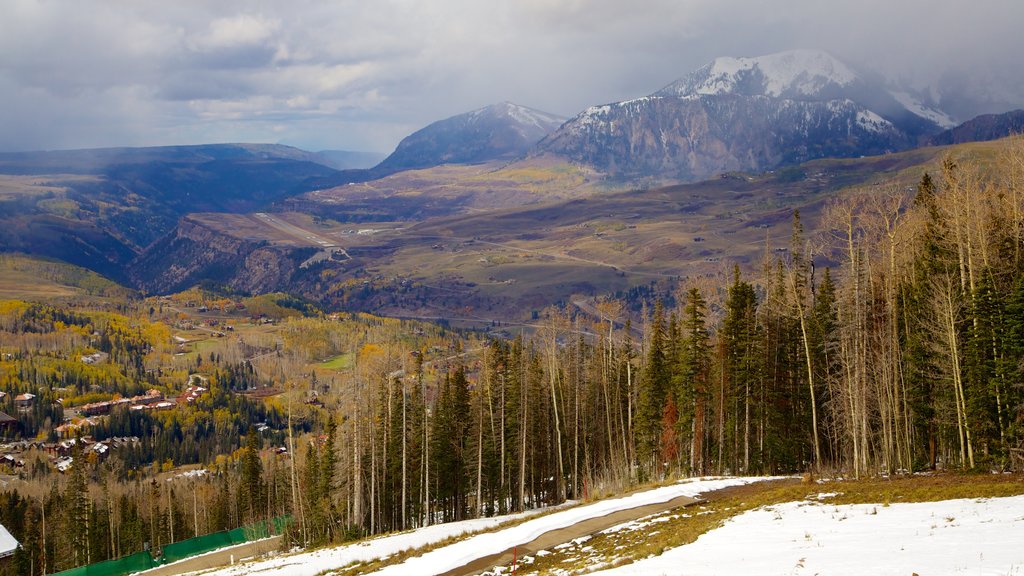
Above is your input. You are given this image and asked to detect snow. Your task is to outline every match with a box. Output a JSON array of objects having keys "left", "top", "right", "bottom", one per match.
[
  {"left": 856, "top": 109, "right": 893, "bottom": 133},
  {"left": 366, "top": 477, "right": 777, "bottom": 576},
  {"left": 0, "top": 522, "right": 18, "bottom": 558},
  {"left": 470, "top": 102, "right": 564, "bottom": 132},
  {"left": 663, "top": 49, "right": 858, "bottom": 98},
  {"left": 189, "top": 507, "right": 551, "bottom": 576},
  {"left": 891, "top": 91, "right": 958, "bottom": 128},
  {"left": 201, "top": 477, "right": 777, "bottom": 575},
  {"left": 591, "top": 494, "right": 1024, "bottom": 576}
]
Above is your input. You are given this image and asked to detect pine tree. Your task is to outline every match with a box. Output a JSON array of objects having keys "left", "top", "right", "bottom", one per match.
[
  {"left": 636, "top": 301, "right": 669, "bottom": 476},
  {"left": 675, "top": 288, "right": 711, "bottom": 474},
  {"left": 721, "top": 268, "right": 761, "bottom": 473},
  {"left": 237, "top": 429, "right": 266, "bottom": 524}
]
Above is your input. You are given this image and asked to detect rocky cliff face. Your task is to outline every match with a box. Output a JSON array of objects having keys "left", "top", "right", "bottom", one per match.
[
  {"left": 128, "top": 216, "right": 314, "bottom": 295},
  {"left": 536, "top": 50, "right": 949, "bottom": 181},
  {"left": 538, "top": 94, "right": 908, "bottom": 181}
]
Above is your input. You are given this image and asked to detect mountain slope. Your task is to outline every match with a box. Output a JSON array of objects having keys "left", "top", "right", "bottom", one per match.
[
  {"left": 0, "top": 144, "right": 339, "bottom": 279},
  {"left": 537, "top": 49, "right": 951, "bottom": 181},
  {"left": 927, "top": 109, "right": 1024, "bottom": 145},
  {"left": 374, "top": 102, "right": 565, "bottom": 173}
]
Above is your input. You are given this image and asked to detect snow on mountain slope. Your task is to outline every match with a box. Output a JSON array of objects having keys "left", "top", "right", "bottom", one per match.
[
  {"left": 658, "top": 49, "right": 859, "bottom": 99},
  {"left": 476, "top": 101, "right": 566, "bottom": 135},
  {"left": 891, "top": 91, "right": 958, "bottom": 128}
]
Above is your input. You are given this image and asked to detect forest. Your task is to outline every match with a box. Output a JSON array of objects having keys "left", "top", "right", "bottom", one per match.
[{"left": 2, "top": 140, "right": 1024, "bottom": 575}]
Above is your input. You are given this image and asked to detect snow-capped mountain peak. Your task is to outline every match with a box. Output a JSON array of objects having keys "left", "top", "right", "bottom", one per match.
[
  {"left": 658, "top": 49, "right": 860, "bottom": 99},
  {"left": 473, "top": 102, "right": 566, "bottom": 133}
]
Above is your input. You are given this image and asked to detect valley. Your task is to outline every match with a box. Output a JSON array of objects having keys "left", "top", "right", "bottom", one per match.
[{"left": 2, "top": 34, "right": 1024, "bottom": 576}]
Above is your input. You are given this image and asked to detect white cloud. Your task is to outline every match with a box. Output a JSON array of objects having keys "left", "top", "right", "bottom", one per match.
[{"left": 190, "top": 14, "right": 281, "bottom": 52}]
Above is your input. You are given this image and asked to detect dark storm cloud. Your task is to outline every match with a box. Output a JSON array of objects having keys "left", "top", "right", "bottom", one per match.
[{"left": 1, "top": 0, "right": 1022, "bottom": 153}]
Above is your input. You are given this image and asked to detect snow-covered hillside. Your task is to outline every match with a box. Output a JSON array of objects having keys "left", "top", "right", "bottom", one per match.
[{"left": 590, "top": 494, "right": 1024, "bottom": 575}]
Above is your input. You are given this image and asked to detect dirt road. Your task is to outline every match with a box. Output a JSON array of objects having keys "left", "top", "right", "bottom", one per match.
[{"left": 436, "top": 494, "right": 700, "bottom": 576}]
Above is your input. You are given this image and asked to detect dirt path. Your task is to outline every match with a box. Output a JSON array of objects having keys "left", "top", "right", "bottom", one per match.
[
  {"left": 437, "top": 493, "right": 700, "bottom": 576},
  {"left": 137, "top": 535, "right": 282, "bottom": 576}
]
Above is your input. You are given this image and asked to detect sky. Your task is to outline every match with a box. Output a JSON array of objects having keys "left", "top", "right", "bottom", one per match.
[{"left": 2, "top": 0, "right": 1022, "bottom": 154}]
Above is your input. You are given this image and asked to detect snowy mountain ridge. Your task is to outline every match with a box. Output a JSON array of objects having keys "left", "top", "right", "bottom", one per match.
[
  {"left": 535, "top": 49, "right": 962, "bottom": 181},
  {"left": 656, "top": 49, "right": 956, "bottom": 129},
  {"left": 658, "top": 49, "right": 859, "bottom": 99}
]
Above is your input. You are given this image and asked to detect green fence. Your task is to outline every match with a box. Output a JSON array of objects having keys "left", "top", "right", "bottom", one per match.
[
  {"left": 49, "top": 551, "right": 157, "bottom": 576},
  {"left": 159, "top": 529, "right": 242, "bottom": 565},
  {"left": 50, "top": 515, "right": 292, "bottom": 576}
]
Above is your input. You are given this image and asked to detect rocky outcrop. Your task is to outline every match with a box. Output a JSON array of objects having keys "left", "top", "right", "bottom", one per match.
[{"left": 128, "top": 216, "right": 314, "bottom": 295}]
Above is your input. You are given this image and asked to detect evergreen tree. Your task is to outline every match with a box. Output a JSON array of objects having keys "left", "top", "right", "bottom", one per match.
[{"left": 636, "top": 301, "right": 669, "bottom": 475}]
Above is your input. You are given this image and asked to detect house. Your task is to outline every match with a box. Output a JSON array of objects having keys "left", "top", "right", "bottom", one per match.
[
  {"left": 0, "top": 522, "right": 19, "bottom": 560},
  {"left": 13, "top": 393, "right": 34, "bottom": 411},
  {"left": 0, "top": 454, "right": 24, "bottom": 469},
  {"left": 0, "top": 411, "right": 16, "bottom": 436}
]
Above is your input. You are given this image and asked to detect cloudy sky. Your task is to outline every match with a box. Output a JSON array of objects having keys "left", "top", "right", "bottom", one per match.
[{"left": 1, "top": 0, "right": 1022, "bottom": 154}]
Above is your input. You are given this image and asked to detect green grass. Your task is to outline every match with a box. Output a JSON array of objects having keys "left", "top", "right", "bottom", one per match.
[{"left": 320, "top": 353, "right": 354, "bottom": 370}]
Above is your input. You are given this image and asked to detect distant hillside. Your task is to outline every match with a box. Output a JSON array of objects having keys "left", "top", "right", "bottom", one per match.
[
  {"left": 926, "top": 110, "right": 1024, "bottom": 145},
  {"left": 313, "top": 149, "right": 387, "bottom": 170},
  {"left": 0, "top": 143, "right": 339, "bottom": 279},
  {"left": 374, "top": 102, "right": 565, "bottom": 173}
]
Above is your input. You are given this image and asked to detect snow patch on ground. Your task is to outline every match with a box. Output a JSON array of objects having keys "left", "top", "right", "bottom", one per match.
[
  {"left": 188, "top": 510, "right": 545, "bottom": 576},
  {"left": 190, "top": 477, "right": 783, "bottom": 576},
  {"left": 365, "top": 477, "right": 779, "bottom": 575},
  {"left": 591, "top": 495, "right": 1024, "bottom": 575}
]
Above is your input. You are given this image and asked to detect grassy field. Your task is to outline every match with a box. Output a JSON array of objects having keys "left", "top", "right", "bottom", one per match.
[{"left": 319, "top": 352, "right": 353, "bottom": 371}]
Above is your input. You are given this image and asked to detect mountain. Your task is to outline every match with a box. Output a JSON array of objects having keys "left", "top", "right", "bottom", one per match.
[
  {"left": 926, "top": 110, "right": 1024, "bottom": 146},
  {"left": 313, "top": 149, "right": 387, "bottom": 170},
  {"left": 536, "top": 49, "right": 955, "bottom": 181},
  {"left": 0, "top": 143, "right": 339, "bottom": 280},
  {"left": 374, "top": 102, "right": 565, "bottom": 173}
]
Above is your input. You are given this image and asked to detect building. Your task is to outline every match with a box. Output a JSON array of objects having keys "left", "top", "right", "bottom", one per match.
[
  {"left": 0, "top": 411, "right": 16, "bottom": 436},
  {"left": 0, "top": 522, "right": 18, "bottom": 560},
  {"left": 14, "top": 393, "right": 35, "bottom": 411}
]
